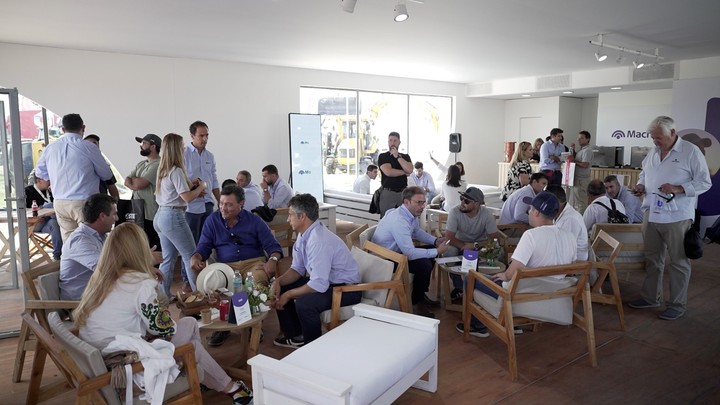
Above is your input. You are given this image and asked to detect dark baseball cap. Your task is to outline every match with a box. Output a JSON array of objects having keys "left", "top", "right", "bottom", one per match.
[
  {"left": 135, "top": 133, "right": 162, "bottom": 150},
  {"left": 522, "top": 191, "right": 560, "bottom": 218},
  {"left": 84, "top": 134, "right": 100, "bottom": 143},
  {"left": 459, "top": 187, "right": 485, "bottom": 204}
]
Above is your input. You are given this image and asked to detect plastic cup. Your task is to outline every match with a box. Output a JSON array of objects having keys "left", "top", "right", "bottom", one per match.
[
  {"left": 219, "top": 300, "right": 230, "bottom": 321},
  {"left": 200, "top": 308, "right": 212, "bottom": 324}
]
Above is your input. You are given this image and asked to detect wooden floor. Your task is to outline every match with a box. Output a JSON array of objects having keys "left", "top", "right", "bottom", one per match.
[{"left": 2, "top": 221, "right": 720, "bottom": 404}]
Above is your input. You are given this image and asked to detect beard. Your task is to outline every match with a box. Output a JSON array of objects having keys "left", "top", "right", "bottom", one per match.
[{"left": 140, "top": 149, "right": 151, "bottom": 157}]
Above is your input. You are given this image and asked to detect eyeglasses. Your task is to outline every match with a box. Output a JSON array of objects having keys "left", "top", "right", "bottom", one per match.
[
  {"left": 229, "top": 232, "right": 243, "bottom": 246},
  {"left": 652, "top": 192, "right": 675, "bottom": 203},
  {"left": 461, "top": 198, "right": 475, "bottom": 204},
  {"left": 411, "top": 200, "right": 426, "bottom": 206}
]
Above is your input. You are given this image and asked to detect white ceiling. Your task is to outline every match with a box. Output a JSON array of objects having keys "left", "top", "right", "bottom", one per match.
[{"left": 2, "top": 0, "right": 719, "bottom": 86}]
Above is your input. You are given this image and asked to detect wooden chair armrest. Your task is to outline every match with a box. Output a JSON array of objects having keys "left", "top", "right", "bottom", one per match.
[
  {"left": 25, "top": 299, "right": 79, "bottom": 310},
  {"left": 329, "top": 280, "right": 405, "bottom": 328},
  {"left": 466, "top": 270, "right": 508, "bottom": 300}
]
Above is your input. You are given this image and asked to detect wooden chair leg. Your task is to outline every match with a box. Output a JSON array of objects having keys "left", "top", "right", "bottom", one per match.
[
  {"left": 13, "top": 316, "right": 32, "bottom": 382},
  {"left": 608, "top": 269, "right": 626, "bottom": 331},
  {"left": 25, "top": 337, "right": 48, "bottom": 405},
  {"left": 582, "top": 284, "right": 598, "bottom": 367}
]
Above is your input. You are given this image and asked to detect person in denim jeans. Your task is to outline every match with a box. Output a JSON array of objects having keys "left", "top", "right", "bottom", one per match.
[{"left": 154, "top": 133, "right": 207, "bottom": 296}]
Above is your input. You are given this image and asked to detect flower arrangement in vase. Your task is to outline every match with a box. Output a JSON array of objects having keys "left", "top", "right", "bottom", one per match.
[
  {"left": 478, "top": 238, "right": 500, "bottom": 266},
  {"left": 247, "top": 280, "right": 275, "bottom": 315}
]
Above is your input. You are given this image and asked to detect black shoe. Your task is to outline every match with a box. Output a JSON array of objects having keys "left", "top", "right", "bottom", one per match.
[
  {"left": 208, "top": 331, "right": 231, "bottom": 347},
  {"left": 423, "top": 294, "right": 441, "bottom": 308},
  {"left": 450, "top": 288, "right": 463, "bottom": 301},
  {"left": 273, "top": 336, "right": 305, "bottom": 349},
  {"left": 455, "top": 322, "right": 489, "bottom": 338},
  {"left": 413, "top": 304, "right": 435, "bottom": 318}
]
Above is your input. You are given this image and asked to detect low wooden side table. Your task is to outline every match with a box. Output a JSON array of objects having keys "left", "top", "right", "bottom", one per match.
[
  {"left": 436, "top": 259, "right": 506, "bottom": 312},
  {"left": 199, "top": 311, "right": 268, "bottom": 381}
]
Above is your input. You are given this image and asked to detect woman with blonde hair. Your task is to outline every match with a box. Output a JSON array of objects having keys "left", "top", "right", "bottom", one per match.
[
  {"left": 531, "top": 137, "right": 544, "bottom": 162},
  {"left": 75, "top": 223, "right": 252, "bottom": 404},
  {"left": 154, "top": 133, "right": 206, "bottom": 296},
  {"left": 502, "top": 141, "right": 534, "bottom": 201}
]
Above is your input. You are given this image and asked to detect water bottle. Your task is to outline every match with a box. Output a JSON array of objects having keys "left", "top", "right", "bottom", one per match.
[
  {"left": 232, "top": 270, "right": 243, "bottom": 293},
  {"left": 31, "top": 200, "right": 39, "bottom": 217},
  {"left": 245, "top": 272, "right": 255, "bottom": 292}
]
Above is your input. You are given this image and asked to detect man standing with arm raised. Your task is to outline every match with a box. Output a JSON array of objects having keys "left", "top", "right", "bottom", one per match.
[{"left": 377, "top": 132, "right": 413, "bottom": 217}]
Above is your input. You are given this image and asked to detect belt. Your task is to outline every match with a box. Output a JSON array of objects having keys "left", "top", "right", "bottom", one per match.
[
  {"left": 162, "top": 206, "right": 186, "bottom": 210},
  {"left": 382, "top": 187, "right": 404, "bottom": 192}
]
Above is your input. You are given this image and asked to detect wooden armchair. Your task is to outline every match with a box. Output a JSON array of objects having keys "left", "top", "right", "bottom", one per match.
[
  {"left": 321, "top": 245, "right": 409, "bottom": 330},
  {"left": 463, "top": 261, "right": 596, "bottom": 381},
  {"left": 364, "top": 241, "right": 413, "bottom": 312},
  {"left": 590, "top": 230, "right": 625, "bottom": 330},
  {"left": 590, "top": 223, "right": 645, "bottom": 275},
  {"left": 26, "top": 311, "right": 203, "bottom": 405},
  {"left": 14, "top": 261, "right": 79, "bottom": 383},
  {"left": 265, "top": 208, "right": 296, "bottom": 256},
  {"left": 345, "top": 223, "right": 369, "bottom": 249},
  {"left": 496, "top": 223, "right": 529, "bottom": 264}
]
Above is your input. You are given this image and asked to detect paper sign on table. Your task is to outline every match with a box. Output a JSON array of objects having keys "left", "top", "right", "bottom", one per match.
[
  {"left": 228, "top": 291, "right": 252, "bottom": 325},
  {"left": 461, "top": 249, "right": 479, "bottom": 273}
]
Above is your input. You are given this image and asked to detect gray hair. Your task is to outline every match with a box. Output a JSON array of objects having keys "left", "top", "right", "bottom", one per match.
[
  {"left": 288, "top": 193, "right": 319, "bottom": 221},
  {"left": 648, "top": 116, "right": 675, "bottom": 137}
]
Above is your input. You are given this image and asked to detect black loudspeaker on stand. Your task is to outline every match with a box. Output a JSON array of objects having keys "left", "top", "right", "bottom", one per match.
[{"left": 449, "top": 133, "right": 462, "bottom": 153}]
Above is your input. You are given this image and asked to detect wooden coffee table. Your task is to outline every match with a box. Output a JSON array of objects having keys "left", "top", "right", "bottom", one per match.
[
  {"left": 436, "top": 259, "right": 506, "bottom": 312},
  {"left": 199, "top": 311, "right": 268, "bottom": 381}
]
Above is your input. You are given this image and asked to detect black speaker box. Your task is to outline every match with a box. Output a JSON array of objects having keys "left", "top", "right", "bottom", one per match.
[{"left": 449, "top": 133, "right": 462, "bottom": 153}]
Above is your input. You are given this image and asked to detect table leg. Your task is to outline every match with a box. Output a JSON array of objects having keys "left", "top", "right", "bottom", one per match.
[{"left": 224, "top": 321, "right": 262, "bottom": 382}]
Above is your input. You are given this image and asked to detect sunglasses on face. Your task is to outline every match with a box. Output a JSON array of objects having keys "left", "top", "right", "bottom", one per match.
[
  {"left": 229, "top": 232, "right": 243, "bottom": 246},
  {"left": 461, "top": 198, "right": 475, "bottom": 204}
]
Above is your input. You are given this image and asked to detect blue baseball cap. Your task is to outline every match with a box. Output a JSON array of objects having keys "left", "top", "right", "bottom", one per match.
[{"left": 522, "top": 191, "right": 560, "bottom": 218}]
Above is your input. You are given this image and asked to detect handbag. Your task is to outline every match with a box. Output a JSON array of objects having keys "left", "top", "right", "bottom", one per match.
[
  {"left": 116, "top": 199, "right": 145, "bottom": 226},
  {"left": 684, "top": 210, "right": 703, "bottom": 260}
]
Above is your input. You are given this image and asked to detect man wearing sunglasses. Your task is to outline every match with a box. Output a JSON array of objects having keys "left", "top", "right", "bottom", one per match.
[
  {"left": 628, "top": 116, "right": 711, "bottom": 321},
  {"left": 372, "top": 186, "right": 450, "bottom": 318},
  {"left": 444, "top": 187, "right": 501, "bottom": 301}
]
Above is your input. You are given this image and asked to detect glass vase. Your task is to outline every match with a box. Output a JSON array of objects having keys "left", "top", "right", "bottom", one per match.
[
  {"left": 487, "top": 257, "right": 496, "bottom": 267},
  {"left": 250, "top": 304, "right": 260, "bottom": 316}
]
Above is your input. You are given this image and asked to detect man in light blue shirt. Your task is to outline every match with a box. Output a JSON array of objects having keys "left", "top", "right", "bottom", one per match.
[
  {"left": 184, "top": 120, "right": 221, "bottom": 243},
  {"left": 270, "top": 194, "right": 361, "bottom": 347},
  {"left": 236, "top": 170, "right": 264, "bottom": 211},
  {"left": 59, "top": 194, "right": 117, "bottom": 300},
  {"left": 604, "top": 175, "right": 643, "bottom": 223},
  {"left": 372, "top": 186, "right": 450, "bottom": 318},
  {"left": 498, "top": 172, "right": 549, "bottom": 225},
  {"left": 628, "top": 116, "right": 712, "bottom": 320},
  {"left": 409, "top": 161, "right": 437, "bottom": 200},
  {"left": 35, "top": 114, "right": 113, "bottom": 241},
  {"left": 539, "top": 128, "right": 565, "bottom": 186},
  {"left": 260, "top": 164, "right": 294, "bottom": 209}
]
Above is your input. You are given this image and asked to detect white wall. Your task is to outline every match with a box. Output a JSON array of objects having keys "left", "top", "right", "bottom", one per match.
[
  {"left": 558, "top": 97, "right": 583, "bottom": 143},
  {"left": 580, "top": 97, "right": 599, "bottom": 144},
  {"left": 0, "top": 42, "right": 504, "bottom": 186},
  {"left": 504, "top": 96, "right": 559, "bottom": 143},
  {"left": 596, "top": 89, "right": 673, "bottom": 164}
]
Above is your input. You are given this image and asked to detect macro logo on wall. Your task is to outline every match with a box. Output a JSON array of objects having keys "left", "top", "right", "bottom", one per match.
[{"left": 611, "top": 130, "right": 649, "bottom": 139}]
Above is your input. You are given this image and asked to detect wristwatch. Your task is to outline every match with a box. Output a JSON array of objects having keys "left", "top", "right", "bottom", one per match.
[
  {"left": 269, "top": 256, "right": 279, "bottom": 262},
  {"left": 473, "top": 242, "right": 481, "bottom": 250},
  {"left": 263, "top": 188, "right": 269, "bottom": 192}
]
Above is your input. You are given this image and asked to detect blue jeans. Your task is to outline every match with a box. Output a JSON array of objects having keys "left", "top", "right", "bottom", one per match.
[
  {"left": 35, "top": 216, "right": 62, "bottom": 260},
  {"left": 154, "top": 207, "right": 197, "bottom": 296},
  {"left": 184, "top": 202, "right": 213, "bottom": 283}
]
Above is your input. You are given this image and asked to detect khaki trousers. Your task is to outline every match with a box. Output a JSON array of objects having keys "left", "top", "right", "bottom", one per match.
[
  {"left": 641, "top": 211, "right": 692, "bottom": 312},
  {"left": 570, "top": 176, "right": 591, "bottom": 214},
  {"left": 54, "top": 199, "right": 86, "bottom": 242},
  {"left": 225, "top": 257, "right": 270, "bottom": 286}
]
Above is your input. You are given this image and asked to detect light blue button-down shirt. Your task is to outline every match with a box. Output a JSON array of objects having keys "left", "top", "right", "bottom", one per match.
[
  {"left": 59, "top": 223, "right": 106, "bottom": 300},
  {"left": 35, "top": 133, "right": 113, "bottom": 200},
  {"left": 184, "top": 143, "right": 220, "bottom": 214},
  {"left": 267, "top": 177, "right": 293, "bottom": 209},
  {"left": 372, "top": 205, "right": 438, "bottom": 260},
  {"left": 539, "top": 140, "right": 565, "bottom": 171},
  {"left": 291, "top": 220, "right": 360, "bottom": 293},
  {"left": 637, "top": 138, "right": 711, "bottom": 223}
]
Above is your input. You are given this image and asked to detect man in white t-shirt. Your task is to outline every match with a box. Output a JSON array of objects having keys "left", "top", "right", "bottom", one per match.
[
  {"left": 457, "top": 191, "right": 577, "bottom": 338},
  {"left": 546, "top": 185, "right": 589, "bottom": 261},
  {"left": 583, "top": 179, "right": 627, "bottom": 236},
  {"left": 352, "top": 165, "right": 378, "bottom": 194},
  {"left": 445, "top": 187, "right": 501, "bottom": 300}
]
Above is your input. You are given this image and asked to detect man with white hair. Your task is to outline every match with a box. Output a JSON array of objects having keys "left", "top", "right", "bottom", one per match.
[{"left": 628, "top": 115, "right": 711, "bottom": 320}]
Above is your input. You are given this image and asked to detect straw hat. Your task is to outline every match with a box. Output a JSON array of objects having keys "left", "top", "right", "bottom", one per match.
[{"left": 196, "top": 263, "right": 235, "bottom": 292}]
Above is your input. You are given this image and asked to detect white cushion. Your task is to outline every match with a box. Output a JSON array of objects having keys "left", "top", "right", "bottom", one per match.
[
  {"left": 359, "top": 226, "right": 377, "bottom": 248},
  {"left": 319, "top": 247, "right": 394, "bottom": 324},
  {"left": 269, "top": 315, "right": 435, "bottom": 405},
  {"left": 473, "top": 276, "right": 578, "bottom": 325}
]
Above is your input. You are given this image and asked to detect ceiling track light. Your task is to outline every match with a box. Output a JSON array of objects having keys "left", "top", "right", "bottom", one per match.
[
  {"left": 589, "top": 34, "right": 663, "bottom": 67},
  {"left": 594, "top": 34, "right": 607, "bottom": 62},
  {"left": 340, "top": 0, "right": 357, "bottom": 13},
  {"left": 394, "top": 1, "right": 409, "bottom": 22}
]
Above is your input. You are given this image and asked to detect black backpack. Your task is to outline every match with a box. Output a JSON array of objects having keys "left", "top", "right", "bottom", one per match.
[{"left": 594, "top": 199, "right": 630, "bottom": 224}]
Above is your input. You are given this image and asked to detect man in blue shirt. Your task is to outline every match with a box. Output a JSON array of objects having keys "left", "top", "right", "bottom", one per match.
[
  {"left": 35, "top": 114, "right": 113, "bottom": 241},
  {"left": 191, "top": 185, "right": 284, "bottom": 346},
  {"left": 59, "top": 194, "right": 118, "bottom": 300},
  {"left": 260, "top": 164, "right": 294, "bottom": 209},
  {"left": 270, "top": 193, "right": 361, "bottom": 347},
  {"left": 539, "top": 128, "right": 565, "bottom": 186},
  {"left": 184, "top": 120, "right": 221, "bottom": 242},
  {"left": 372, "top": 186, "right": 450, "bottom": 318}
]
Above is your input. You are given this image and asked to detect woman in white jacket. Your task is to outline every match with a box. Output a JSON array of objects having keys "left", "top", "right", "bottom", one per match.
[{"left": 74, "top": 223, "right": 252, "bottom": 405}]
